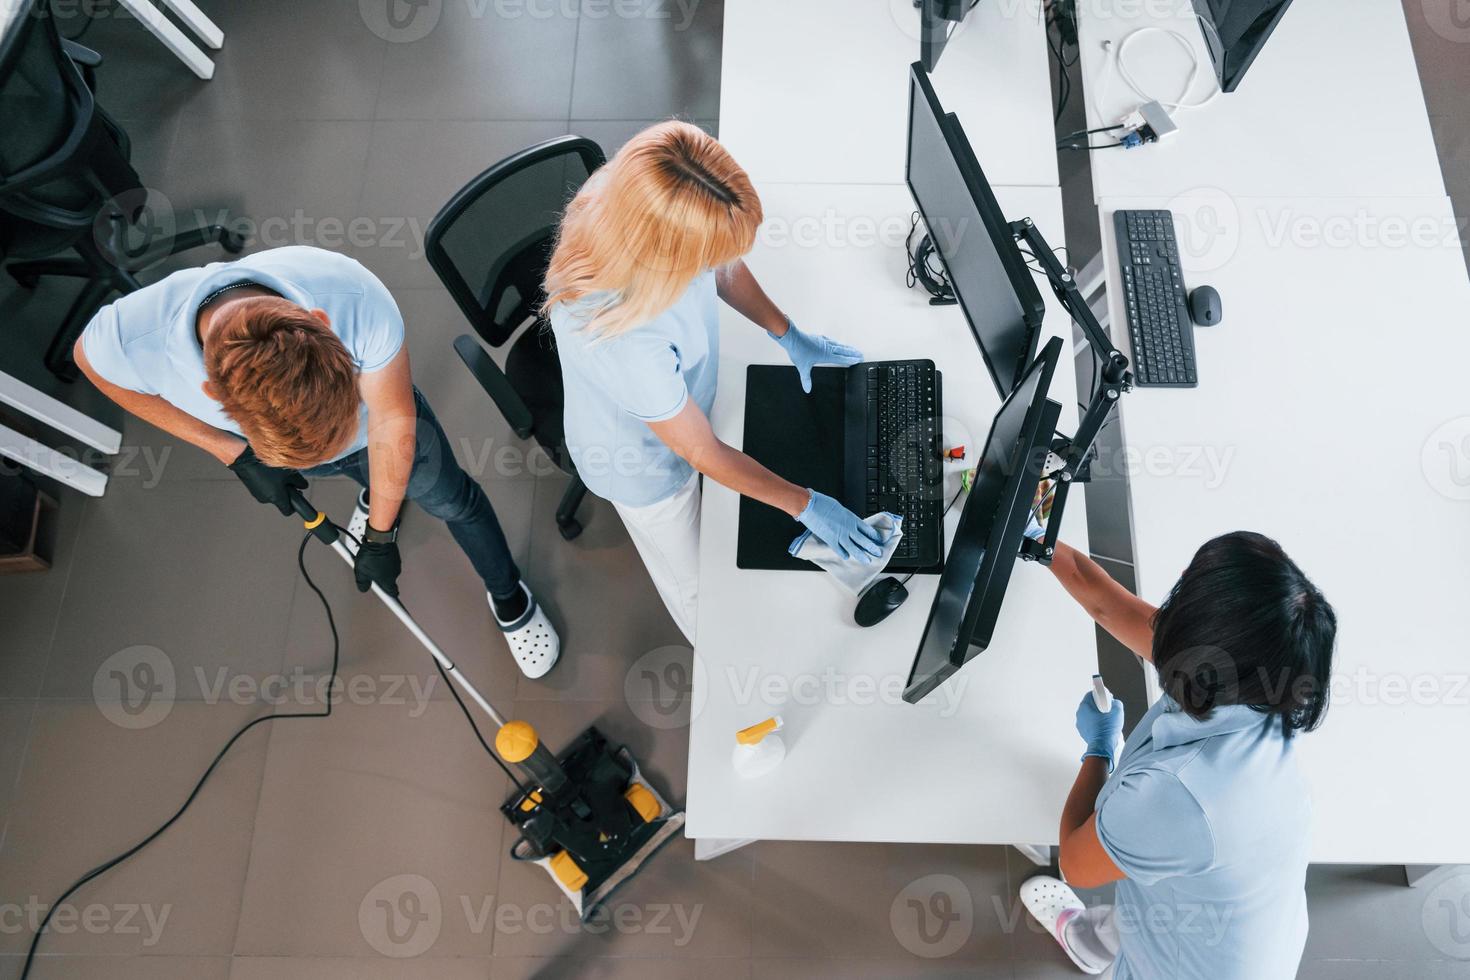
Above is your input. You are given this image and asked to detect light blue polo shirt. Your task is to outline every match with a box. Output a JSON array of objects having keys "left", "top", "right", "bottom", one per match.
[
  {"left": 80, "top": 246, "right": 404, "bottom": 463},
  {"left": 1095, "top": 695, "right": 1311, "bottom": 980},
  {"left": 549, "top": 271, "right": 719, "bottom": 507}
]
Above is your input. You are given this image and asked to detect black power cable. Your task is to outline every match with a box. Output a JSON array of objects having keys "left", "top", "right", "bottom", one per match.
[
  {"left": 19, "top": 530, "right": 342, "bottom": 979},
  {"left": 20, "top": 521, "right": 535, "bottom": 978}
]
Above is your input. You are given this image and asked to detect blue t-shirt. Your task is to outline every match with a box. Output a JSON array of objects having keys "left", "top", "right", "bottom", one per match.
[
  {"left": 1095, "top": 695, "right": 1311, "bottom": 980},
  {"left": 80, "top": 246, "right": 404, "bottom": 463},
  {"left": 549, "top": 271, "right": 719, "bottom": 507}
]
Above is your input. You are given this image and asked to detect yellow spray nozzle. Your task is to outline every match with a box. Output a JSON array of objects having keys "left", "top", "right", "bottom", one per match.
[{"left": 736, "top": 716, "right": 782, "bottom": 746}]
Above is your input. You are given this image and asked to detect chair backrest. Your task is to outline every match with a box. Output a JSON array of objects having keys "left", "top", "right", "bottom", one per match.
[
  {"left": 0, "top": 0, "right": 137, "bottom": 229},
  {"left": 425, "top": 135, "right": 605, "bottom": 349}
]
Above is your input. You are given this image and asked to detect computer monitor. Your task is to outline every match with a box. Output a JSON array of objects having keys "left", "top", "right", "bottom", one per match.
[
  {"left": 902, "top": 337, "right": 1062, "bottom": 705},
  {"left": 1190, "top": 0, "right": 1296, "bottom": 92},
  {"left": 919, "top": 0, "right": 980, "bottom": 72},
  {"left": 905, "top": 62, "right": 1044, "bottom": 398}
]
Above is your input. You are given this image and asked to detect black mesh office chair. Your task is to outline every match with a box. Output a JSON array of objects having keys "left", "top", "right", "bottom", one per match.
[
  {"left": 0, "top": 0, "right": 243, "bottom": 380},
  {"left": 426, "top": 135, "right": 606, "bottom": 541}
]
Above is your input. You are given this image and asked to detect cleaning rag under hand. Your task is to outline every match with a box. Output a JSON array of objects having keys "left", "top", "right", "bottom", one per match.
[{"left": 788, "top": 512, "right": 904, "bottom": 596}]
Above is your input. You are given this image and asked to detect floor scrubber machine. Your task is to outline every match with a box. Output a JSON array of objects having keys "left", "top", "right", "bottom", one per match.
[{"left": 290, "top": 489, "right": 685, "bottom": 919}]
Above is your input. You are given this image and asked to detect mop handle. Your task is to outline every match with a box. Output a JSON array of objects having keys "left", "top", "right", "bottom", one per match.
[{"left": 285, "top": 488, "right": 509, "bottom": 729}]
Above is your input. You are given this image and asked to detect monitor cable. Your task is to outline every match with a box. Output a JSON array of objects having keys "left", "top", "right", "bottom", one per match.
[
  {"left": 1113, "top": 26, "right": 1221, "bottom": 113},
  {"left": 905, "top": 212, "right": 956, "bottom": 306}
]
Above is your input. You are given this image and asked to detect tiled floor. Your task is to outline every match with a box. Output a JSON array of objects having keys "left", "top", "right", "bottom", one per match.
[{"left": 1, "top": 0, "right": 1468, "bottom": 977}]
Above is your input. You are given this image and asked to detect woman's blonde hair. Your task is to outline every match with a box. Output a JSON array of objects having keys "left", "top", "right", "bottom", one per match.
[{"left": 543, "top": 121, "right": 762, "bottom": 337}]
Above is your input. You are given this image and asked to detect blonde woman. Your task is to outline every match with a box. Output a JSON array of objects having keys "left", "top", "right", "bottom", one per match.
[{"left": 545, "top": 122, "right": 882, "bottom": 642}]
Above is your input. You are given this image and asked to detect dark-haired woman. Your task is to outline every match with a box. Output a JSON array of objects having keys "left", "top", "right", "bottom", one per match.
[{"left": 1019, "top": 531, "right": 1337, "bottom": 979}]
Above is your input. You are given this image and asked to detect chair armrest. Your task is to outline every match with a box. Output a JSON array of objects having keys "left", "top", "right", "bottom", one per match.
[
  {"left": 62, "top": 39, "right": 102, "bottom": 67},
  {"left": 453, "top": 335, "right": 534, "bottom": 439}
]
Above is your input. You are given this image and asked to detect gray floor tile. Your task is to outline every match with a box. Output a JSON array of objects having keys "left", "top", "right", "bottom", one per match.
[
  {"left": 348, "top": 119, "right": 569, "bottom": 289},
  {"left": 230, "top": 958, "right": 495, "bottom": 980},
  {"left": 277, "top": 476, "right": 535, "bottom": 705},
  {"left": 567, "top": 118, "right": 718, "bottom": 157},
  {"left": 0, "top": 702, "right": 35, "bottom": 841},
  {"left": 0, "top": 494, "right": 83, "bottom": 699},
  {"left": 83, "top": 5, "right": 214, "bottom": 121},
  {"left": 163, "top": 118, "right": 375, "bottom": 262},
  {"left": 748, "top": 840, "right": 1012, "bottom": 961},
  {"left": 173, "top": 0, "right": 388, "bottom": 121},
  {"left": 108, "top": 113, "right": 182, "bottom": 183},
  {"left": 757, "top": 960, "right": 1012, "bottom": 979},
  {"left": 0, "top": 955, "right": 232, "bottom": 980},
  {"left": 492, "top": 958, "right": 750, "bottom": 980},
  {"left": 375, "top": 0, "right": 579, "bottom": 120},
  {"left": 106, "top": 413, "right": 243, "bottom": 486},
  {"left": 233, "top": 699, "right": 511, "bottom": 957},
  {"left": 569, "top": 0, "right": 723, "bottom": 120},
  {"left": 1304, "top": 864, "right": 1467, "bottom": 962},
  {"left": 0, "top": 701, "right": 270, "bottom": 958},
  {"left": 1401, "top": 0, "right": 1470, "bottom": 121},
  {"left": 514, "top": 474, "right": 686, "bottom": 701},
  {"left": 40, "top": 480, "right": 300, "bottom": 700}
]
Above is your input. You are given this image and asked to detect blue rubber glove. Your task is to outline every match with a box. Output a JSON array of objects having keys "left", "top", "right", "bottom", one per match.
[
  {"left": 795, "top": 490, "right": 885, "bottom": 563},
  {"left": 1075, "top": 691, "right": 1125, "bottom": 771},
  {"left": 772, "top": 319, "right": 864, "bottom": 394}
]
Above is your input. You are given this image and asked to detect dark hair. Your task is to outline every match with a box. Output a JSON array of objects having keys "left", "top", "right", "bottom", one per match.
[{"left": 1151, "top": 531, "right": 1337, "bottom": 736}]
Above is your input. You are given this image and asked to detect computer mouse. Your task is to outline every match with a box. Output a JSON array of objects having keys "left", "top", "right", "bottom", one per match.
[
  {"left": 854, "top": 577, "right": 909, "bottom": 628},
  {"left": 1188, "top": 285, "right": 1223, "bottom": 326}
]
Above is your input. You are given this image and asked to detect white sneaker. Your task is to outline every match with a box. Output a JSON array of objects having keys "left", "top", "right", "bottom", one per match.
[
  {"left": 491, "top": 582, "right": 560, "bottom": 679},
  {"left": 346, "top": 488, "right": 370, "bottom": 557}
]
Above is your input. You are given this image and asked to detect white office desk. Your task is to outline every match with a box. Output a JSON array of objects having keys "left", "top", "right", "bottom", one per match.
[
  {"left": 685, "top": 182, "right": 1099, "bottom": 846},
  {"left": 719, "top": 0, "right": 1059, "bottom": 188},
  {"left": 1095, "top": 193, "right": 1470, "bottom": 865},
  {"left": 1074, "top": 0, "right": 1446, "bottom": 200}
]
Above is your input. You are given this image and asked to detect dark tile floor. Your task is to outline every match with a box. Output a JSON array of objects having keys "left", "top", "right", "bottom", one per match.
[{"left": 1, "top": 0, "right": 1467, "bottom": 977}]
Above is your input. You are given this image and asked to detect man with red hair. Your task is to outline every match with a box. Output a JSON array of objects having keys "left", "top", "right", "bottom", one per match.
[{"left": 77, "top": 245, "right": 560, "bottom": 678}]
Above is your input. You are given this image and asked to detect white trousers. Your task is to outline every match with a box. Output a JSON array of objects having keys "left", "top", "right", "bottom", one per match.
[
  {"left": 612, "top": 472, "right": 701, "bottom": 643},
  {"left": 1062, "top": 904, "right": 1120, "bottom": 977}
]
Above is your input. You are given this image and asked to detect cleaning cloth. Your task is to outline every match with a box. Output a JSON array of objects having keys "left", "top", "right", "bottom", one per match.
[{"left": 788, "top": 512, "right": 903, "bottom": 596}]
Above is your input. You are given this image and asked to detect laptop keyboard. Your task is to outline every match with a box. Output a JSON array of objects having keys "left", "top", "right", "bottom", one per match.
[{"left": 864, "top": 362, "right": 941, "bottom": 561}]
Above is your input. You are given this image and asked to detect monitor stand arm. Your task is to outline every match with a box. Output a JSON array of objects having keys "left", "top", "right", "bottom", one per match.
[{"left": 1007, "top": 218, "right": 1134, "bottom": 564}]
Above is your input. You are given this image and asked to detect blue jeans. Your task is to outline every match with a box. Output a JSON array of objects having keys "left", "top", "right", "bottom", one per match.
[{"left": 308, "top": 389, "right": 522, "bottom": 598}]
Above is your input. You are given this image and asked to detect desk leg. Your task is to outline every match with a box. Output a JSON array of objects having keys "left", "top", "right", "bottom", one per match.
[
  {"left": 693, "top": 837, "right": 755, "bottom": 862},
  {"left": 114, "top": 0, "right": 216, "bottom": 79},
  {"left": 159, "top": 0, "right": 224, "bottom": 49},
  {"left": 1013, "top": 844, "right": 1055, "bottom": 868},
  {"left": 0, "top": 371, "right": 121, "bottom": 454},
  {"left": 0, "top": 424, "right": 109, "bottom": 497}
]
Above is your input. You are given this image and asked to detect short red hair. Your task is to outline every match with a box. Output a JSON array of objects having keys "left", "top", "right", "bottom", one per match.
[{"left": 204, "top": 297, "right": 360, "bottom": 468}]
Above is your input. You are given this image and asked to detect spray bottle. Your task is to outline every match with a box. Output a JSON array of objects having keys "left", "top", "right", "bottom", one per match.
[{"left": 732, "top": 716, "right": 786, "bottom": 778}]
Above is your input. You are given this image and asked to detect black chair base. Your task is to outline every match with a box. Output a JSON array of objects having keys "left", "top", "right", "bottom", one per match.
[
  {"left": 556, "top": 475, "right": 588, "bottom": 540},
  {"left": 8, "top": 218, "right": 245, "bottom": 381}
]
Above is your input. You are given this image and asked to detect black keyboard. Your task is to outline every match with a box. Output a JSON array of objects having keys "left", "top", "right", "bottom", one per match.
[
  {"left": 863, "top": 362, "right": 941, "bottom": 562},
  {"left": 1115, "top": 210, "right": 1198, "bottom": 387}
]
